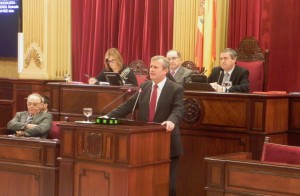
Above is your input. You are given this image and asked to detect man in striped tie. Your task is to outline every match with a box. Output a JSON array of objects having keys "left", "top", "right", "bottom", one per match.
[
  {"left": 7, "top": 93, "right": 52, "bottom": 138},
  {"left": 106, "top": 55, "right": 185, "bottom": 196}
]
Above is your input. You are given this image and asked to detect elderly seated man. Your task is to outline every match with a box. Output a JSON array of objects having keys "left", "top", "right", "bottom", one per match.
[{"left": 7, "top": 93, "right": 52, "bottom": 138}]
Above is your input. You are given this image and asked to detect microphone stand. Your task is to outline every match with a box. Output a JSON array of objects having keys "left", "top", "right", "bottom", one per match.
[
  {"left": 99, "top": 88, "right": 134, "bottom": 116},
  {"left": 131, "top": 88, "right": 142, "bottom": 120}
]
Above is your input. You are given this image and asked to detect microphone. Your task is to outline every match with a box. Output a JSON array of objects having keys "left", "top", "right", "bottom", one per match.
[
  {"left": 131, "top": 88, "right": 142, "bottom": 120},
  {"left": 200, "top": 69, "right": 207, "bottom": 75},
  {"left": 217, "top": 70, "right": 222, "bottom": 85},
  {"left": 99, "top": 88, "right": 134, "bottom": 116}
]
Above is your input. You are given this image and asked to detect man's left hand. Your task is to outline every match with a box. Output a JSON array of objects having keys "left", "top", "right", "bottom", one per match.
[{"left": 161, "top": 121, "right": 175, "bottom": 132}]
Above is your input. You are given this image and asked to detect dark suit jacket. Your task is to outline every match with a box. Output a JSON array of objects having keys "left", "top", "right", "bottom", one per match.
[
  {"left": 7, "top": 111, "right": 53, "bottom": 138},
  {"left": 173, "top": 66, "right": 193, "bottom": 86},
  {"left": 107, "top": 78, "right": 185, "bottom": 157},
  {"left": 208, "top": 65, "right": 249, "bottom": 92}
]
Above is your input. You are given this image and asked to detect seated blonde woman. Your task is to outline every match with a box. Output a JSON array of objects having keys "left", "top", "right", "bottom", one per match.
[{"left": 88, "top": 48, "right": 138, "bottom": 86}]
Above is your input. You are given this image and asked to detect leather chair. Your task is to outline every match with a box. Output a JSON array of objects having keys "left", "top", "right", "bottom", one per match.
[
  {"left": 181, "top": 61, "right": 201, "bottom": 74},
  {"left": 129, "top": 59, "right": 149, "bottom": 85},
  {"left": 261, "top": 137, "right": 300, "bottom": 165},
  {"left": 47, "top": 121, "right": 61, "bottom": 140},
  {"left": 235, "top": 37, "right": 270, "bottom": 92}
]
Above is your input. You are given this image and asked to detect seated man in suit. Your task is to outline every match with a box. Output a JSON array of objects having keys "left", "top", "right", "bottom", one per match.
[
  {"left": 7, "top": 93, "right": 52, "bottom": 138},
  {"left": 105, "top": 55, "right": 185, "bottom": 196},
  {"left": 166, "top": 49, "right": 193, "bottom": 86},
  {"left": 208, "top": 48, "right": 249, "bottom": 93}
]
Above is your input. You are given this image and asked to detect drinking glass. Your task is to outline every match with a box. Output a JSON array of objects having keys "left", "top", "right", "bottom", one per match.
[
  {"left": 83, "top": 108, "right": 93, "bottom": 122},
  {"left": 223, "top": 81, "right": 232, "bottom": 91},
  {"left": 64, "top": 74, "right": 71, "bottom": 82}
]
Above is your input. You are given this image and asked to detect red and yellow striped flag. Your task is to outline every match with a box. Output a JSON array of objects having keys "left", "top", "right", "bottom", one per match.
[{"left": 195, "top": 0, "right": 217, "bottom": 74}]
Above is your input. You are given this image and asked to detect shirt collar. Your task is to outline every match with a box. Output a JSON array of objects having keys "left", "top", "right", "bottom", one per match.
[{"left": 152, "top": 77, "right": 167, "bottom": 90}]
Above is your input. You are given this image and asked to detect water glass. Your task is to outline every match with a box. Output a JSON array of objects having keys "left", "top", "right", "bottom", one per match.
[
  {"left": 83, "top": 108, "right": 93, "bottom": 122},
  {"left": 223, "top": 81, "right": 232, "bottom": 91}
]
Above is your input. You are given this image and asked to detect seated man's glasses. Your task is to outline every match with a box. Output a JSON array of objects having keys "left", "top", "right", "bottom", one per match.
[
  {"left": 27, "top": 102, "right": 42, "bottom": 107},
  {"left": 167, "top": 57, "right": 179, "bottom": 61}
]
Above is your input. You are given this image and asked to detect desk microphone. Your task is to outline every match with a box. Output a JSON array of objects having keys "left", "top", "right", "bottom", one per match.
[
  {"left": 200, "top": 69, "right": 207, "bottom": 75},
  {"left": 131, "top": 88, "right": 142, "bottom": 120},
  {"left": 217, "top": 70, "right": 222, "bottom": 85},
  {"left": 99, "top": 88, "right": 134, "bottom": 116}
]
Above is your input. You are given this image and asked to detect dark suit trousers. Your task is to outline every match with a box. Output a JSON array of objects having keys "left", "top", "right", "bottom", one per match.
[{"left": 169, "top": 156, "right": 179, "bottom": 196}]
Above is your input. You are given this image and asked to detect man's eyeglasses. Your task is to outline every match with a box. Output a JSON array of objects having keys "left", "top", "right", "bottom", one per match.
[
  {"left": 27, "top": 102, "right": 42, "bottom": 107},
  {"left": 167, "top": 57, "right": 179, "bottom": 61}
]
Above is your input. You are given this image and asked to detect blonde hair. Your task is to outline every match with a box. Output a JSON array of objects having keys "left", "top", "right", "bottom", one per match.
[{"left": 104, "top": 48, "right": 124, "bottom": 72}]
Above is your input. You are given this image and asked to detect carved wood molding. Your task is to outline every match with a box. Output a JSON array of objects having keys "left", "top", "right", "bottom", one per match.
[
  {"left": 83, "top": 132, "right": 103, "bottom": 158},
  {"left": 236, "top": 37, "right": 265, "bottom": 61},
  {"left": 25, "top": 43, "right": 43, "bottom": 69},
  {"left": 129, "top": 59, "right": 149, "bottom": 75},
  {"left": 182, "top": 97, "right": 202, "bottom": 123}
]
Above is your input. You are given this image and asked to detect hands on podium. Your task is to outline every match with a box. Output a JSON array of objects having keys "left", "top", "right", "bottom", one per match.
[{"left": 161, "top": 121, "right": 175, "bottom": 132}]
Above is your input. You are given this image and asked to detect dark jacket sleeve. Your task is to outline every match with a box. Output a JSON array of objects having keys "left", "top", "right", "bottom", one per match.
[
  {"left": 228, "top": 66, "right": 249, "bottom": 93},
  {"left": 96, "top": 70, "right": 107, "bottom": 82}
]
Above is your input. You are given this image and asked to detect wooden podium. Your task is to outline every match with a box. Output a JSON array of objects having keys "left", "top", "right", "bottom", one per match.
[{"left": 58, "top": 120, "right": 170, "bottom": 196}]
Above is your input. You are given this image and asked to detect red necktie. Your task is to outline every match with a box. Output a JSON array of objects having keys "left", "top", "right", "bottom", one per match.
[{"left": 148, "top": 84, "right": 158, "bottom": 122}]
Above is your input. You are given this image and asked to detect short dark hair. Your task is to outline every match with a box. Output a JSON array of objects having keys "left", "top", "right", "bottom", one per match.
[
  {"left": 221, "top": 48, "right": 237, "bottom": 59},
  {"left": 42, "top": 96, "right": 49, "bottom": 104}
]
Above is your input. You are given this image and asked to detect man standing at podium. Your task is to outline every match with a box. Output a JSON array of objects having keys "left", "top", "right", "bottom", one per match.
[{"left": 106, "top": 55, "right": 185, "bottom": 196}]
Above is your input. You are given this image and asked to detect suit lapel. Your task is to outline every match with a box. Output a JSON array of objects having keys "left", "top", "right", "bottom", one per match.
[
  {"left": 142, "top": 82, "right": 153, "bottom": 119},
  {"left": 156, "top": 80, "right": 171, "bottom": 112},
  {"left": 174, "top": 66, "right": 183, "bottom": 80}
]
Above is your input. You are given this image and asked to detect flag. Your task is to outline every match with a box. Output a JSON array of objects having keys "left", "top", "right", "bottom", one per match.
[
  {"left": 195, "top": 0, "right": 205, "bottom": 70},
  {"left": 195, "top": 0, "right": 217, "bottom": 75}
]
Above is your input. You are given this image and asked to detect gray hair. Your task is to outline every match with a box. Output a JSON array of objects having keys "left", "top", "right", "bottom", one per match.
[{"left": 151, "top": 55, "right": 170, "bottom": 69}]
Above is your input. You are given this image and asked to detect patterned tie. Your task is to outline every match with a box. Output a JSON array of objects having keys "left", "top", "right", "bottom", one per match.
[
  {"left": 170, "top": 70, "right": 175, "bottom": 76},
  {"left": 148, "top": 84, "right": 158, "bottom": 122},
  {"left": 26, "top": 114, "right": 33, "bottom": 123},
  {"left": 222, "top": 72, "right": 230, "bottom": 86}
]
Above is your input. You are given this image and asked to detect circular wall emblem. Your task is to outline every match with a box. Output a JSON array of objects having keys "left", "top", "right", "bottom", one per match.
[{"left": 183, "top": 97, "right": 202, "bottom": 123}]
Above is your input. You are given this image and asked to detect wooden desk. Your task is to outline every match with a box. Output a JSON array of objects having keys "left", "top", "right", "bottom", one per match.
[
  {"left": 0, "top": 100, "right": 13, "bottom": 134},
  {"left": 178, "top": 91, "right": 290, "bottom": 196},
  {"left": 58, "top": 121, "right": 170, "bottom": 196},
  {"left": 0, "top": 80, "right": 296, "bottom": 196},
  {"left": 47, "top": 82, "right": 135, "bottom": 121},
  {"left": 205, "top": 152, "right": 300, "bottom": 195},
  {"left": 0, "top": 135, "right": 60, "bottom": 196}
]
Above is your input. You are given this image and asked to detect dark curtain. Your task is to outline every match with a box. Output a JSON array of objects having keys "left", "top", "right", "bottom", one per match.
[
  {"left": 72, "top": 0, "right": 174, "bottom": 82},
  {"left": 228, "top": 0, "right": 300, "bottom": 91},
  {"left": 261, "top": 0, "right": 300, "bottom": 92},
  {"left": 227, "top": 0, "right": 262, "bottom": 48}
]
